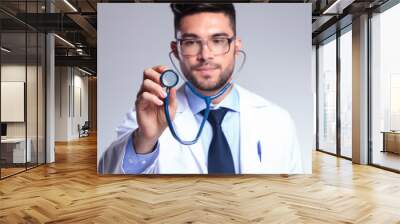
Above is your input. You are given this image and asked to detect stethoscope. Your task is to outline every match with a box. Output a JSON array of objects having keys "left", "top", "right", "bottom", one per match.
[{"left": 159, "top": 50, "right": 246, "bottom": 145}]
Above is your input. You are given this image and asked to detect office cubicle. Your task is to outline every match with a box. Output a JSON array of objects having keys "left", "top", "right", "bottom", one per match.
[{"left": 0, "top": 1, "right": 46, "bottom": 179}]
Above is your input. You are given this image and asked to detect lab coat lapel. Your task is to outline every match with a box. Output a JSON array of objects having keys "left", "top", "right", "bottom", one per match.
[
  {"left": 237, "top": 86, "right": 264, "bottom": 174},
  {"left": 173, "top": 87, "right": 207, "bottom": 173}
]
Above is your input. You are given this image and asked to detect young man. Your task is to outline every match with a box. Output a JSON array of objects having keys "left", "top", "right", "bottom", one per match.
[{"left": 98, "top": 3, "right": 303, "bottom": 174}]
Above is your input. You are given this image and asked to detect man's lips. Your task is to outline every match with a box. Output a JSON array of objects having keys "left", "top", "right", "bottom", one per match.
[{"left": 194, "top": 67, "right": 218, "bottom": 71}]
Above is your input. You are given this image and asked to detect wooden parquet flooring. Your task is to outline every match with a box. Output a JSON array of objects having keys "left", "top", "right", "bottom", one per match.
[{"left": 1, "top": 134, "right": 400, "bottom": 223}]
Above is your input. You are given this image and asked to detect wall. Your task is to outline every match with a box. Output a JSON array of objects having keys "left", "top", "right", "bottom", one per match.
[
  {"left": 55, "top": 66, "right": 69, "bottom": 141},
  {"left": 54, "top": 67, "right": 89, "bottom": 141},
  {"left": 73, "top": 71, "right": 89, "bottom": 137},
  {"left": 88, "top": 77, "right": 97, "bottom": 131}
]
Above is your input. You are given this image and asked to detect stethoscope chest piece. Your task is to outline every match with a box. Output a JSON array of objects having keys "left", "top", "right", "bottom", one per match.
[{"left": 160, "top": 70, "right": 179, "bottom": 88}]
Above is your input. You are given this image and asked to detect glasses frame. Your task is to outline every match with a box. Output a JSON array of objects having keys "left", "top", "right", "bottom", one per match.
[{"left": 176, "top": 36, "right": 236, "bottom": 56}]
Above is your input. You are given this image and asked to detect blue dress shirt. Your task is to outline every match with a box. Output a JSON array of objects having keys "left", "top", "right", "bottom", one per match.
[{"left": 122, "top": 84, "right": 241, "bottom": 174}]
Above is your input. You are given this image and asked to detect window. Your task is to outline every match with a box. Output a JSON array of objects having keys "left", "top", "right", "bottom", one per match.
[
  {"left": 371, "top": 2, "right": 400, "bottom": 171},
  {"left": 318, "top": 36, "right": 337, "bottom": 155},
  {"left": 339, "top": 28, "right": 352, "bottom": 158}
]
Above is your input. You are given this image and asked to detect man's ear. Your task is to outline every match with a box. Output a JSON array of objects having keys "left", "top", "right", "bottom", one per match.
[
  {"left": 234, "top": 38, "right": 242, "bottom": 56},
  {"left": 170, "top": 41, "right": 179, "bottom": 59}
]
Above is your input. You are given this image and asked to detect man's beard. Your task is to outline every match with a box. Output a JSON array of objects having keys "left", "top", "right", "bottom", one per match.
[{"left": 183, "top": 62, "right": 234, "bottom": 92}]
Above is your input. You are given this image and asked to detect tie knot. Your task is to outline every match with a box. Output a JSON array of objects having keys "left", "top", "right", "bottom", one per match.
[{"left": 201, "top": 108, "right": 229, "bottom": 126}]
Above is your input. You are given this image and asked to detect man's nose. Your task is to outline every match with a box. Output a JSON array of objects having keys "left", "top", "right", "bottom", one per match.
[{"left": 198, "top": 42, "right": 214, "bottom": 60}]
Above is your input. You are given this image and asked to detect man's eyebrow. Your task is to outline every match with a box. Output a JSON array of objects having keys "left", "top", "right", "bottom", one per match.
[
  {"left": 211, "top": 33, "right": 230, "bottom": 38},
  {"left": 180, "top": 33, "right": 199, "bottom": 39},
  {"left": 179, "top": 32, "right": 231, "bottom": 39}
]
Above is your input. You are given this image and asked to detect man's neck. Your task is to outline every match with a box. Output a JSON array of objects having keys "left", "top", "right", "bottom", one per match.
[{"left": 196, "top": 83, "right": 234, "bottom": 105}]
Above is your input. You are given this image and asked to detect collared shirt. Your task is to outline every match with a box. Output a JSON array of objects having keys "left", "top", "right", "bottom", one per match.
[{"left": 122, "top": 84, "right": 241, "bottom": 174}]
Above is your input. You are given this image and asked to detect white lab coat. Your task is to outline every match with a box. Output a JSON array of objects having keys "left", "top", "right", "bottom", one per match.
[{"left": 98, "top": 84, "right": 303, "bottom": 174}]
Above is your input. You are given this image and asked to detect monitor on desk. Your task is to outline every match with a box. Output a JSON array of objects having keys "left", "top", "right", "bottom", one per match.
[{"left": 1, "top": 123, "right": 7, "bottom": 138}]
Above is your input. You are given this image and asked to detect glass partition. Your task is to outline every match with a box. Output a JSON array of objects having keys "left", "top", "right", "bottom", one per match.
[
  {"left": 1, "top": 31, "right": 28, "bottom": 177},
  {"left": 0, "top": 1, "right": 46, "bottom": 179}
]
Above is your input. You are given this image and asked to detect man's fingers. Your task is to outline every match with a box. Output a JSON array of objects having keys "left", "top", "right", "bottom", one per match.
[
  {"left": 136, "top": 85, "right": 144, "bottom": 98},
  {"left": 143, "top": 65, "right": 169, "bottom": 85},
  {"left": 139, "top": 92, "right": 164, "bottom": 106},
  {"left": 143, "top": 79, "right": 167, "bottom": 99},
  {"left": 137, "top": 65, "right": 170, "bottom": 107},
  {"left": 153, "top": 65, "right": 168, "bottom": 74},
  {"left": 143, "top": 68, "right": 161, "bottom": 84}
]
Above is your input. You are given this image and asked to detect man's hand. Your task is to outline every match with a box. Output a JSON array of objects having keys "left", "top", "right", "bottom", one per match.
[{"left": 133, "top": 65, "right": 177, "bottom": 154}]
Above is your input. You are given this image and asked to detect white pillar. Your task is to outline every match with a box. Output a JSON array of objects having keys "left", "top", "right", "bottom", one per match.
[
  {"left": 46, "top": 1, "right": 55, "bottom": 163},
  {"left": 352, "top": 14, "right": 369, "bottom": 164}
]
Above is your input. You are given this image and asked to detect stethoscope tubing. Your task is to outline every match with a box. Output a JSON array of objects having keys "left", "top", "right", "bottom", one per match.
[{"left": 162, "top": 50, "right": 246, "bottom": 145}]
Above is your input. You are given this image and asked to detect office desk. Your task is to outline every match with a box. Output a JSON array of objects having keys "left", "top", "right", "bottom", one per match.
[
  {"left": 1, "top": 138, "right": 32, "bottom": 163},
  {"left": 382, "top": 131, "right": 400, "bottom": 154}
]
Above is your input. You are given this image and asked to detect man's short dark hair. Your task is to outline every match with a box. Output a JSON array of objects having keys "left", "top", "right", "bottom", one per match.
[{"left": 170, "top": 3, "right": 236, "bottom": 37}]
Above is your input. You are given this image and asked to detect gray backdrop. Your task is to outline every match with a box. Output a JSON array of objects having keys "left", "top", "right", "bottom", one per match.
[{"left": 98, "top": 3, "right": 313, "bottom": 173}]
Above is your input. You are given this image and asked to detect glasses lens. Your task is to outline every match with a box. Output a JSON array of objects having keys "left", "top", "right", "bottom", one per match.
[
  {"left": 209, "top": 38, "right": 229, "bottom": 55},
  {"left": 180, "top": 39, "right": 199, "bottom": 56}
]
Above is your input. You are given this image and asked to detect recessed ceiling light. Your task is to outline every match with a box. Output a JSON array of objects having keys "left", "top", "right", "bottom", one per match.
[
  {"left": 54, "top": 34, "right": 75, "bottom": 48},
  {"left": 1, "top": 47, "right": 11, "bottom": 53},
  {"left": 322, "top": 0, "right": 354, "bottom": 15},
  {"left": 63, "top": 0, "right": 78, "bottom": 12},
  {"left": 78, "top": 67, "right": 93, "bottom": 76}
]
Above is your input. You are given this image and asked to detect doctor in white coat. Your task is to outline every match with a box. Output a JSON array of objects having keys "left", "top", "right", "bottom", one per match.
[{"left": 98, "top": 3, "right": 303, "bottom": 175}]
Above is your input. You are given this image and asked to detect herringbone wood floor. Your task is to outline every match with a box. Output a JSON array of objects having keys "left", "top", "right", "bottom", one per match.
[{"left": 1, "top": 134, "right": 400, "bottom": 224}]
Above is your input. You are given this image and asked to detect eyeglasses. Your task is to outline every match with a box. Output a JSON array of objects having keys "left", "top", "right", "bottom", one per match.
[{"left": 177, "top": 36, "right": 235, "bottom": 56}]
